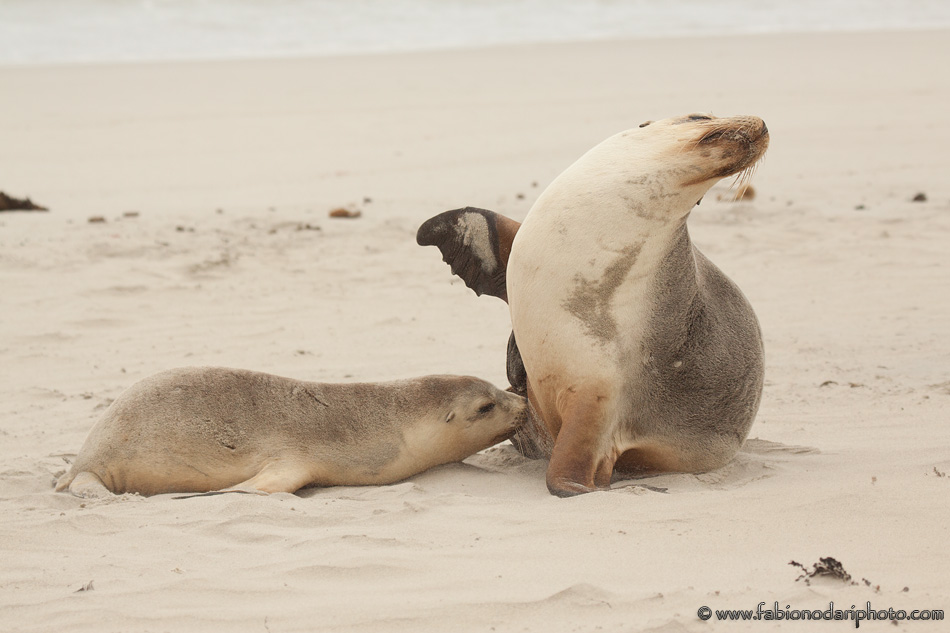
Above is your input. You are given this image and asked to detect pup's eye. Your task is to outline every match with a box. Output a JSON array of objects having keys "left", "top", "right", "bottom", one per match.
[
  {"left": 477, "top": 402, "right": 496, "bottom": 415},
  {"left": 687, "top": 114, "right": 713, "bottom": 121}
]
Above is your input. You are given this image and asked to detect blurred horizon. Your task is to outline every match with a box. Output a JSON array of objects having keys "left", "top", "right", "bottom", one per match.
[{"left": 2, "top": 0, "right": 949, "bottom": 66}]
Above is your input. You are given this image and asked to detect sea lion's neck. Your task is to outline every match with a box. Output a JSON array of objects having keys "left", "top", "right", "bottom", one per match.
[{"left": 652, "top": 222, "right": 701, "bottom": 309}]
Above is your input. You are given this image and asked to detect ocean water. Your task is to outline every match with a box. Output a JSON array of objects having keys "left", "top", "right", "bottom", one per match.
[{"left": 1, "top": 0, "right": 949, "bottom": 65}]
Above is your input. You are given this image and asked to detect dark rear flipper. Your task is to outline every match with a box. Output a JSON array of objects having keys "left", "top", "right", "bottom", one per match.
[{"left": 416, "top": 207, "right": 521, "bottom": 302}]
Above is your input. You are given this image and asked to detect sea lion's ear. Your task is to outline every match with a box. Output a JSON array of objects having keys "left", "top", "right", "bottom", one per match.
[
  {"left": 416, "top": 207, "right": 521, "bottom": 303},
  {"left": 445, "top": 411, "right": 455, "bottom": 424}
]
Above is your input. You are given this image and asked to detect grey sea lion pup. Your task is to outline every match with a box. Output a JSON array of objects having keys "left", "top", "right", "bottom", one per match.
[
  {"left": 418, "top": 113, "right": 769, "bottom": 497},
  {"left": 55, "top": 367, "right": 526, "bottom": 497}
]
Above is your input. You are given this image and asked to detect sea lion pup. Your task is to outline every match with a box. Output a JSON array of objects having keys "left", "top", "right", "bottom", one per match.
[
  {"left": 55, "top": 367, "right": 526, "bottom": 498},
  {"left": 418, "top": 113, "right": 769, "bottom": 496}
]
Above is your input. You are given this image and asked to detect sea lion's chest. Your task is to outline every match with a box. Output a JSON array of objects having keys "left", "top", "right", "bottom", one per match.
[{"left": 507, "top": 193, "right": 688, "bottom": 381}]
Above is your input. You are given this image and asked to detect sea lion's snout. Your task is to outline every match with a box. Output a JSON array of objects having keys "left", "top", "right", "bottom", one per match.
[
  {"left": 742, "top": 116, "right": 769, "bottom": 145},
  {"left": 472, "top": 388, "right": 527, "bottom": 446},
  {"left": 738, "top": 115, "right": 769, "bottom": 164},
  {"left": 746, "top": 116, "right": 768, "bottom": 143},
  {"left": 684, "top": 114, "right": 769, "bottom": 184},
  {"left": 505, "top": 390, "right": 528, "bottom": 429},
  {"left": 695, "top": 116, "right": 767, "bottom": 145}
]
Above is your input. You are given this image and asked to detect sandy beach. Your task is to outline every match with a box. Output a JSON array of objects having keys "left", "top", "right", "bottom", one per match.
[{"left": 1, "top": 29, "right": 949, "bottom": 631}]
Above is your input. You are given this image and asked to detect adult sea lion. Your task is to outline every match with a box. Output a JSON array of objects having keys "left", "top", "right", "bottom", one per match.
[
  {"left": 417, "top": 113, "right": 769, "bottom": 496},
  {"left": 55, "top": 367, "right": 526, "bottom": 497}
]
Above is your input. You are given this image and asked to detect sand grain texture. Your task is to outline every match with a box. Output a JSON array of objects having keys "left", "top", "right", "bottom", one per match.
[{"left": 1, "top": 30, "right": 948, "bottom": 632}]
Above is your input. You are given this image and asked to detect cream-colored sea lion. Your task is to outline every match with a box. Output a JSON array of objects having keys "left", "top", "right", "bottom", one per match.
[
  {"left": 55, "top": 367, "right": 526, "bottom": 497},
  {"left": 418, "top": 113, "right": 769, "bottom": 496}
]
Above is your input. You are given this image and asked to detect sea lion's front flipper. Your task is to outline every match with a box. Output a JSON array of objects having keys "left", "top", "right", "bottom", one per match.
[
  {"left": 416, "top": 207, "right": 521, "bottom": 302},
  {"left": 63, "top": 471, "right": 114, "bottom": 499},
  {"left": 174, "top": 461, "right": 312, "bottom": 498}
]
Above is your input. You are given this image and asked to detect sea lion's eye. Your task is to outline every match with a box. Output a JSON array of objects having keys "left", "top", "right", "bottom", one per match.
[
  {"left": 477, "top": 402, "right": 496, "bottom": 415},
  {"left": 687, "top": 114, "right": 713, "bottom": 121},
  {"left": 638, "top": 120, "right": 653, "bottom": 128}
]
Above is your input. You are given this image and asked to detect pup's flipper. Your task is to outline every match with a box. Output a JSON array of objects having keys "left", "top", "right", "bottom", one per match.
[{"left": 173, "top": 462, "right": 311, "bottom": 498}]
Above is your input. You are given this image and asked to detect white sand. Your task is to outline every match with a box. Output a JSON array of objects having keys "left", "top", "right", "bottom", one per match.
[{"left": 2, "top": 30, "right": 948, "bottom": 631}]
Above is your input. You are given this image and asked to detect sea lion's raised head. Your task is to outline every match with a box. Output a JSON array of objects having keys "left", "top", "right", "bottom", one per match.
[
  {"left": 533, "top": 113, "right": 770, "bottom": 226},
  {"left": 636, "top": 113, "right": 769, "bottom": 188}
]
